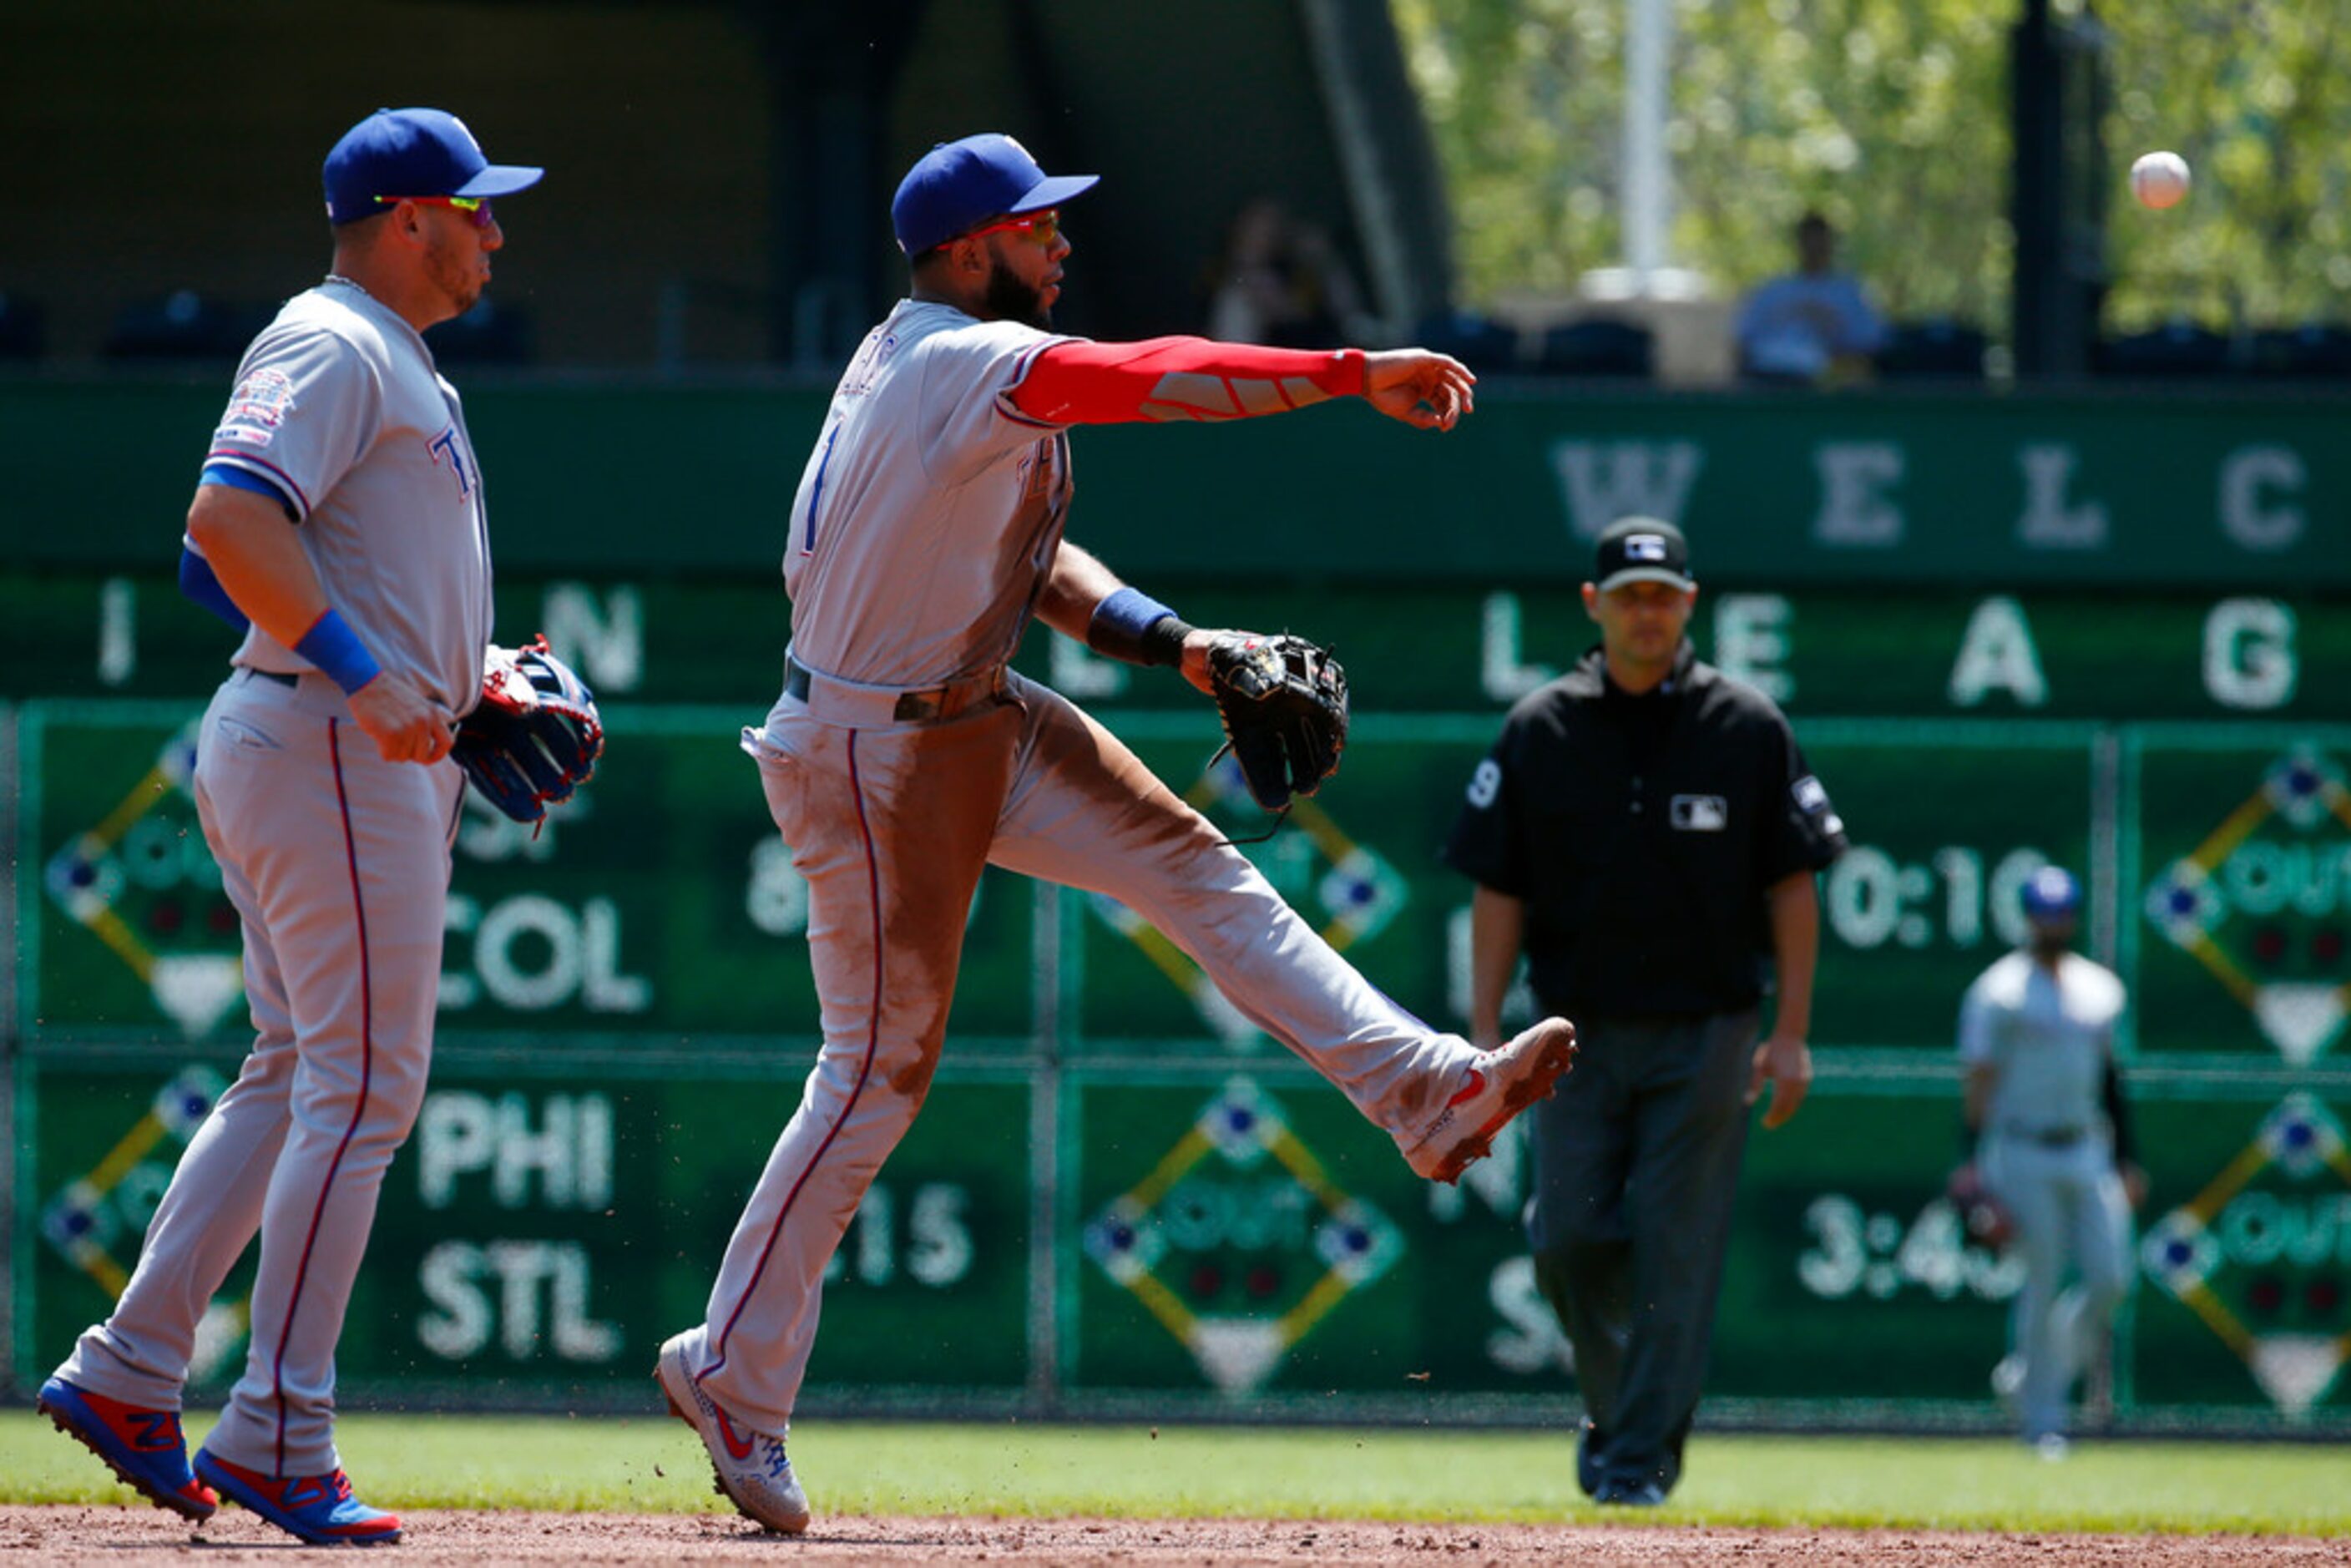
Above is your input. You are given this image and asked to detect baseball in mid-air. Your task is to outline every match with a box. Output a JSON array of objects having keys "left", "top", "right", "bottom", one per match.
[{"left": 2130, "top": 150, "right": 2192, "bottom": 210}]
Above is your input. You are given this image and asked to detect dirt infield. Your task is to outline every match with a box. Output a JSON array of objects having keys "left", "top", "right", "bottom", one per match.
[{"left": 1, "top": 1507, "right": 2338, "bottom": 1565}]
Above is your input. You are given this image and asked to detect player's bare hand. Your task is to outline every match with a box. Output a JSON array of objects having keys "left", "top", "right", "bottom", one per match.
[
  {"left": 1178, "top": 628, "right": 1230, "bottom": 696},
  {"left": 2121, "top": 1161, "right": 2150, "bottom": 1210},
  {"left": 347, "top": 672, "right": 456, "bottom": 765},
  {"left": 1747, "top": 1032, "right": 1813, "bottom": 1129},
  {"left": 1361, "top": 348, "right": 1476, "bottom": 431}
]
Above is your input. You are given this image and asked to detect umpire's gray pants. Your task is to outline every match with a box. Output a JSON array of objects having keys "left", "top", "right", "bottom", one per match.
[{"left": 1527, "top": 1009, "right": 1757, "bottom": 1493}]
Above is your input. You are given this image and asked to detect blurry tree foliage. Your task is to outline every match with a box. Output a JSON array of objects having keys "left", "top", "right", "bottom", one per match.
[{"left": 1395, "top": 0, "right": 2351, "bottom": 338}]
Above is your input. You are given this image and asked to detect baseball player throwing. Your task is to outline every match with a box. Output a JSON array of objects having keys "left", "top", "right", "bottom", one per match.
[
  {"left": 655, "top": 133, "right": 1576, "bottom": 1533},
  {"left": 37, "top": 108, "right": 541, "bottom": 1545}
]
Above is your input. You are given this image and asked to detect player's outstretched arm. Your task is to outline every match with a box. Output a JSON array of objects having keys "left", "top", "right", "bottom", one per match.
[{"left": 1010, "top": 337, "right": 1474, "bottom": 431}]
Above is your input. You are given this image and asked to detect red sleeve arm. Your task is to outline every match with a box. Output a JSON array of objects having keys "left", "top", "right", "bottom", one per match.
[{"left": 1007, "top": 336, "right": 1367, "bottom": 426}]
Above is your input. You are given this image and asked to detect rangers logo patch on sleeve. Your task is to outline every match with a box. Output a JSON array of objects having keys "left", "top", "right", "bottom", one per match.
[{"left": 225, "top": 367, "right": 296, "bottom": 428}]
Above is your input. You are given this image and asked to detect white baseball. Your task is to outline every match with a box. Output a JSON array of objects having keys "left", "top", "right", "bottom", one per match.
[{"left": 2131, "top": 150, "right": 2191, "bottom": 210}]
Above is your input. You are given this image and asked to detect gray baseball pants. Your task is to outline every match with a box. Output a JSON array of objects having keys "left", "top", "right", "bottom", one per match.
[
  {"left": 1980, "top": 1131, "right": 2132, "bottom": 1441},
  {"left": 679, "top": 671, "right": 1479, "bottom": 1433},
  {"left": 57, "top": 669, "right": 461, "bottom": 1476}
]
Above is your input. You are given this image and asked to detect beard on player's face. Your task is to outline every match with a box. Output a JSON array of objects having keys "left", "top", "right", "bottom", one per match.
[
  {"left": 983, "top": 253, "right": 1053, "bottom": 331},
  {"left": 422, "top": 223, "right": 486, "bottom": 321}
]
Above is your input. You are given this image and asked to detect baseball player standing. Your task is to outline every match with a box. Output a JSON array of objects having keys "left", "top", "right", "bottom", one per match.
[
  {"left": 36, "top": 108, "right": 541, "bottom": 1545},
  {"left": 1955, "top": 865, "right": 2143, "bottom": 1458},
  {"left": 655, "top": 132, "right": 1576, "bottom": 1534}
]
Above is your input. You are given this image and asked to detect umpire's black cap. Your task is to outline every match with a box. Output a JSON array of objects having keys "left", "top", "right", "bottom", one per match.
[{"left": 1593, "top": 516, "right": 1694, "bottom": 592}]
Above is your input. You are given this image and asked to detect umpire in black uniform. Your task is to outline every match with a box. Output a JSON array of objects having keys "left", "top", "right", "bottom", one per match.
[{"left": 1443, "top": 517, "right": 1847, "bottom": 1506}]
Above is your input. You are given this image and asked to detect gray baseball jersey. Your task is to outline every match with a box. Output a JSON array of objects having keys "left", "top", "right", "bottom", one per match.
[
  {"left": 58, "top": 276, "right": 483, "bottom": 1478},
  {"left": 204, "top": 280, "right": 493, "bottom": 708},
  {"left": 1957, "top": 949, "right": 2126, "bottom": 1138},
  {"left": 782, "top": 300, "right": 1071, "bottom": 686}
]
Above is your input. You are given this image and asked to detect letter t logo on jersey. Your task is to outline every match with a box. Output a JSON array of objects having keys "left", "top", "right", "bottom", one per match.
[{"left": 429, "top": 424, "right": 475, "bottom": 498}]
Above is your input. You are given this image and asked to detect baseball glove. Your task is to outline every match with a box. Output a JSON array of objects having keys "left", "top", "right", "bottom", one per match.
[
  {"left": 1205, "top": 632, "right": 1349, "bottom": 812},
  {"left": 1945, "top": 1165, "right": 2015, "bottom": 1252},
  {"left": 453, "top": 635, "right": 603, "bottom": 828}
]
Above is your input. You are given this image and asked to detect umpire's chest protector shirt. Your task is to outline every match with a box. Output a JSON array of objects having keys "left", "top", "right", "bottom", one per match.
[{"left": 1443, "top": 642, "right": 1847, "bottom": 1018}]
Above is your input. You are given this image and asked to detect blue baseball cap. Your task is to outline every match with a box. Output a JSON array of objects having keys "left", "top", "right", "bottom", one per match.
[
  {"left": 324, "top": 108, "right": 544, "bottom": 226},
  {"left": 2020, "top": 866, "right": 2081, "bottom": 923},
  {"left": 892, "top": 133, "right": 1098, "bottom": 256}
]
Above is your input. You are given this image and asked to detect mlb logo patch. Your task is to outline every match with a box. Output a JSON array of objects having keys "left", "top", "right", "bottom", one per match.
[
  {"left": 1671, "top": 794, "right": 1728, "bottom": 831},
  {"left": 1626, "top": 534, "right": 1670, "bottom": 563},
  {"left": 1791, "top": 774, "right": 1843, "bottom": 837}
]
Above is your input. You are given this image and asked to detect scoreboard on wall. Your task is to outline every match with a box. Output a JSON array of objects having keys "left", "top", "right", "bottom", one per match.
[{"left": 8, "top": 563, "right": 2348, "bottom": 1429}]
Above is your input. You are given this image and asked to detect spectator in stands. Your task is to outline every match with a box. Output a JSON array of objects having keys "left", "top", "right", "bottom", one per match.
[
  {"left": 1204, "top": 196, "right": 1370, "bottom": 350},
  {"left": 1734, "top": 212, "right": 1886, "bottom": 385}
]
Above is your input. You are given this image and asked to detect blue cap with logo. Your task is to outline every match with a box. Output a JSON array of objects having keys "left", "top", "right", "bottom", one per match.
[
  {"left": 892, "top": 133, "right": 1098, "bottom": 256},
  {"left": 324, "top": 108, "right": 544, "bottom": 226},
  {"left": 2020, "top": 865, "right": 2081, "bottom": 923}
]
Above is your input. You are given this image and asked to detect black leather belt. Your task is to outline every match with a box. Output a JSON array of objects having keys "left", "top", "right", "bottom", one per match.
[
  {"left": 2016, "top": 1125, "right": 2087, "bottom": 1148},
  {"left": 784, "top": 658, "right": 811, "bottom": 701},
  {"left": 245, "top": 668, "right": 299, "bottom": 687}
]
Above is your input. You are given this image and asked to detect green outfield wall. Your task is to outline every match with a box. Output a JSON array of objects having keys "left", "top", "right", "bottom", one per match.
[
  {"left": 4, "top": 376, "right": 2349, "bottom": 586},
  {"left": 8, "top": 686, "right": 2348, "bottom": 1430},
  {"left": 4, "top": 376, "right": 2347, "bottom": 1432}
]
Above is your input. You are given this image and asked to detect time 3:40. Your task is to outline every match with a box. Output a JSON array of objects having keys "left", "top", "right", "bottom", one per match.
[{"left": 1798, "top": 1192, "right": 2028, "bottom": 1302}]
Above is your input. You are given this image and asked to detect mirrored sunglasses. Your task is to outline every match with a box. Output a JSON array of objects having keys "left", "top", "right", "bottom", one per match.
[
  {"left": 964, "top": 210, "right": 1059, "bottom": 246},
  {"left": 377, "top": 194, "right": 497, "bottom": 230}
]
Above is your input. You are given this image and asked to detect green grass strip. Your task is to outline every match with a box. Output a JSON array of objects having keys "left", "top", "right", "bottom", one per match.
[{"left": 3, "top": 1414, "right": 2344, "bottom": 1535}]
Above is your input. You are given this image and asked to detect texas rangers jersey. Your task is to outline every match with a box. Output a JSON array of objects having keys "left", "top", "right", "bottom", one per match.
[
  {"left": 1957, "top": 949, "right": 2127, "bottom": 1137},
  {"left": 204, "top": 280, "right": 493, "bottom": 711},
  {"left": 781, "top": 299, "right": 1073, "bottom": 687}
]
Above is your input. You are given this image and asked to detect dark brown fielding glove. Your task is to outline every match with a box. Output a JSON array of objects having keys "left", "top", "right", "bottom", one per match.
[
  {"left": 1205, "top": 632, "right": 1349, "bottom": 812},
  {"left": 1945, "top": 1165, "right": 2015, "bottom": 1252}
]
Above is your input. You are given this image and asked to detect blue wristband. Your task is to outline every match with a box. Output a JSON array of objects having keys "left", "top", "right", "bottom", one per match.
[
  {"left": 1088, "top": 587, "right": 1191, "bottom": 667},
  {"left": 294, "top": 608, "right": 383, "bottom": 695}
]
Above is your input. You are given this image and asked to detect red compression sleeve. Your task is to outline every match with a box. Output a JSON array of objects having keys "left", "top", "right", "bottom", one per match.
[{"left": 1009, "top": 336, "right": 1367, "bottom": 425}]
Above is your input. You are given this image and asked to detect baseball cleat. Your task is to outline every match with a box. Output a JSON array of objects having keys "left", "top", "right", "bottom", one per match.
[
  {"left": 655, "top": 1333, "right": 811, "bottom": 1535},
  {"left": 1402, "top": 1018, "right": 1578, "bottom": 1184},
  {"left": 193, "top": 1450, "right": 401, "bottom": 1545},
  {"left": 36, "top": 1376, "right": 218, "bottom": 1521}
]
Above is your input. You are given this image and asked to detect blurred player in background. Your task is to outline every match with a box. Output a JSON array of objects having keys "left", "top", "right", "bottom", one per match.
[
  {"left": 1444, "top": 517, "right": 1847, "bottom": 1505},
  {"left": 652, "top": 131, "right": 1575, "bottom": 1536},
  {"left": 37, "top": 106, "right": 541, "bottom": 1545},
  {"left": 1954, "top": 865, "right": 2144, "bottom": 1458}
]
